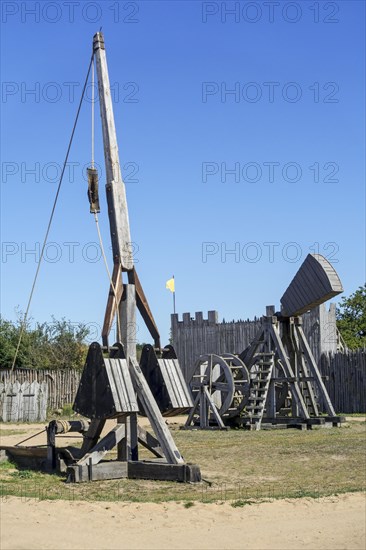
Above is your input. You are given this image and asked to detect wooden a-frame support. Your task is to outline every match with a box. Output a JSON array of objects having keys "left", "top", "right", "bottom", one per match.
[
  {"left": 101, "top": 265, "right": 161, "bottom": 350},
  {"left": 185, "top": 385, "right": 227, "bottom": 430},
  {"left": 66, "top": 354, "right": 200, "bottom": 483}
]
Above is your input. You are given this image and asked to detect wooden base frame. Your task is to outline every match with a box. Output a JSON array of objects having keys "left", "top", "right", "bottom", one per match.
[{"left": 66, "top": 460, "right": 201, "bottom": 483}]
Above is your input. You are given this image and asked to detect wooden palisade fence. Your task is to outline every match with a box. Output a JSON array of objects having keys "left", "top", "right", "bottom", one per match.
[
  {"left": 0, "top": 381, "right": 48, "bottom": 422},
  {"left": 0, "top": 351, "right": 365, "bottom": 419},
  {"left": 0, "top": 369, "right": 81, "bottom": 416},
  {"left": 320, "top": 349, "right": 366, "bottom": 414}
]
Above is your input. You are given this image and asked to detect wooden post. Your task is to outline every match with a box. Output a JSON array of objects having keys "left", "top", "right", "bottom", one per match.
[
  {"left": 129, "top": 357, "right": 184, "bottom": 464},
  {"left": 119, "top": 284, "right": 137, "bottom": 362},
  {"left": 296, "top": 322, "right": 336, "bottom": 416},
  {"left": 269, "top": 320, "right": 310, "bottom": 419}
]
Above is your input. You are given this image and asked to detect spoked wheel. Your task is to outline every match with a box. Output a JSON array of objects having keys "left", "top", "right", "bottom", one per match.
[{"left": 190, "top": 353, "right": 250, "bottom": 420}]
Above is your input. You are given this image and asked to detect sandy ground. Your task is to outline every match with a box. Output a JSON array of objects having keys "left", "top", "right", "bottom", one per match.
[
  {"left": 1, "top": 419, "right": 365, "bottom": 550},
  {"left": 1, "top": 493, "right": 365, "bottom": 550}
]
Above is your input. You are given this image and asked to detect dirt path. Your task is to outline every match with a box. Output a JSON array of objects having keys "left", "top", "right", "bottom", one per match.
[{"left": 1, "top": 493, "right": 365, "bottom": 550}]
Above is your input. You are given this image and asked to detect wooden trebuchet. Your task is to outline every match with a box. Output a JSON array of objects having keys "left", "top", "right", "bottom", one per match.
[
  {"left": 0, "top": 32, "right": 202, "bottom": 483},
  {"left": 280, "top": 254, "right": 343, "bottom": 317},
  {"left": 185, "top": 256, "right": 344, "bottom": 430}
]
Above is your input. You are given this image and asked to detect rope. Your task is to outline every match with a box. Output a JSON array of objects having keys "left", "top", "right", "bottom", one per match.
[
  {"left": 57, "top": 419, "right": 71, "bottom": 433},
  {"left": 10, "top": 54, "right": 94, "bottom": 371},
  {"left": 91, "top": 56, "right": 95, "bottom": 169},
  {"left": 93, "top": 212, "right": 121, "bottom": 341},
  {"left": 15, "top": 428, "right": 47, "bottom": 447}
]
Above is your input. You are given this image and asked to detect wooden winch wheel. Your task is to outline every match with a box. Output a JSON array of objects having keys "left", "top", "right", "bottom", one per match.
[{"left": 190, "top": 353, "right": 250, "bottom": 419}]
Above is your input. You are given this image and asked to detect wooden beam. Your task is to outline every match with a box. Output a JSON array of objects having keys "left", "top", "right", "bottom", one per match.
[
  {"left": 77, "top": 423, "right": 126, "bottom": 466},
  {"left": 296, "top": 323, "right": 336, "bottom": 416},
  {"left": 79, "top": 419, "right": 106, "bottom": 456},
  {"left": 132, "top": 268, "right": 161, "bottom": 349},
  {"left": 128, "top": 461, "right": 201, "bottom": 482},
  {"left": 67, "top": 460, "right": 200, "bottom": 483},
  {"left": 119, "top": 284, "right": 137, "bottom": 362},
  {"left": 67, "top": 461, "right": 128, "bottom": 483},
  {"left": 239, "top": 327, "right": 265, "bottom": 368},
  {"left": 185, "top": 390, "right": 201, "bottom": 428},
  {"left": 137, "top": 425, "right": 164, "bottom": 458},
  {"left": 269, "top": 321, "right": 310, "bottom": 419},
  {"left": 93, "top": 32, "right": 134, "bottom": 270},
  {"left": 129, "top": 357, "right": 184, "bottom": 464},
  {"left": 101, "top": 263, "right": 123, "bottom": 346},
  {"left": 204, "top": 387, "right": 226, "bottom": 429},
  {"left": 291, "top": 322, "right": 319, "bottom": 416}
]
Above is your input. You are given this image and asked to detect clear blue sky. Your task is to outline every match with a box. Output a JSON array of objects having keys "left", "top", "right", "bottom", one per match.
[{"left": 1, "top": 0, "right": 365, "bottom": 346}]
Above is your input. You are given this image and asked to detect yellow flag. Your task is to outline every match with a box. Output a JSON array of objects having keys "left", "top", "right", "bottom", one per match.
[{"left": 166, "top": 277, "right": 175, "bottom": 293}]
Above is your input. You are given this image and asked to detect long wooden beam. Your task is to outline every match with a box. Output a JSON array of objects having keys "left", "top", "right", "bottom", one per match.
[{"left": 93, "top": 32, "right": 134, "bottom": 271}]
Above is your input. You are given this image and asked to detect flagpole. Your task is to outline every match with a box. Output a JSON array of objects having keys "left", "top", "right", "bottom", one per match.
[{"left": 172, "top": 275, "right": 176, "bottom": 314}]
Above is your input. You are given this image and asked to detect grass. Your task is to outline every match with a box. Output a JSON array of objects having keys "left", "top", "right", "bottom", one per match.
[
  {"left": 231, "top": 499, "right": 255, "bottom": 507},
  {"left": 0, "top": 420, "right": 365, "bottom": 504},
  {"left": 183, "top": 501, "right": 195, "bottom": 508}
]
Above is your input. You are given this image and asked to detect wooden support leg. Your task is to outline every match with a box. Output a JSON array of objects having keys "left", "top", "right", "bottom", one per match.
[
  {"left": 185, "top": 390, "right": 201, "bottom": 427},
  {"left": 132, "top": 268, "right": 161, "bottom": 350},
  {"left": 120, "top": 284, "right": 137, "bottom": 362},
  {"left": 291, "top": 322, "right": 319, "bottom": 416},
  {"left": 199, "top": 385, "right": 207, "bottom": 428},
  {"left": 269, "top": 321, "right": 310, "bottom": 419},
  {"left": 117, "top": 414, "right": 130, "bottom": 461},
  {"left": 130, "top": 413, "right": 138, "bottom": 461},
  {"left": 296, "top": 323, "right": 336, "bottom": 416},
  {"left": 77, "top": 423, "right": 125, "bottom": 466},
  {"left": 80, "top": 419, "right": 106, "bottom": 456},
  {"left": 137, "top": 425, "right": 164, "bottom": 458},
  {"left": 102, "top": 264, "right": 123, "bottom": 347},
  {"left": 284, "top": 320, "right": 300, "bottom": 418},
  {"left": 266, "top": 379, "right": 276, "bottom": 418},
  {"left": 240, "top": 328, "right": 264, "bottom": 368},
  {"left": 129, "top": 357, "right": 184, "bottom": 464},
  {"left": 204, "top": 387, "right": 225, "bottom": 429}
]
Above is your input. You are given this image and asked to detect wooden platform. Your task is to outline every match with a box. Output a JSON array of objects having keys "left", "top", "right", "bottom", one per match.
[{"left": 239, "top": 416, "right": 345, "bottom": 430}]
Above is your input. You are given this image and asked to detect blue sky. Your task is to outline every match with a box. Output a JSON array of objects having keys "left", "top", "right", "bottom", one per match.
[{"left": 1, "top": 0, "right": 365, "bottom": 345}]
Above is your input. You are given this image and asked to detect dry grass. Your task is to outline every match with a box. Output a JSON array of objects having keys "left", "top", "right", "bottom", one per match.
[{"left": 0, "top": 420, "right": 365, "bottom": 503}]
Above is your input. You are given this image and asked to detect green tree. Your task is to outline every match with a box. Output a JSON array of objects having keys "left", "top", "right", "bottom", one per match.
[
  {"left": 0, "top": 315, "right": 90, "bottom": 370},
  {"left": 41, "top": 317, "right": 90, "bottom": 370},
  {"left": 0, "top": 316, "right": 48, "bottom": 369},
  {"left": 336, "top": 285, "right": 366, "bottom": 349}
]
